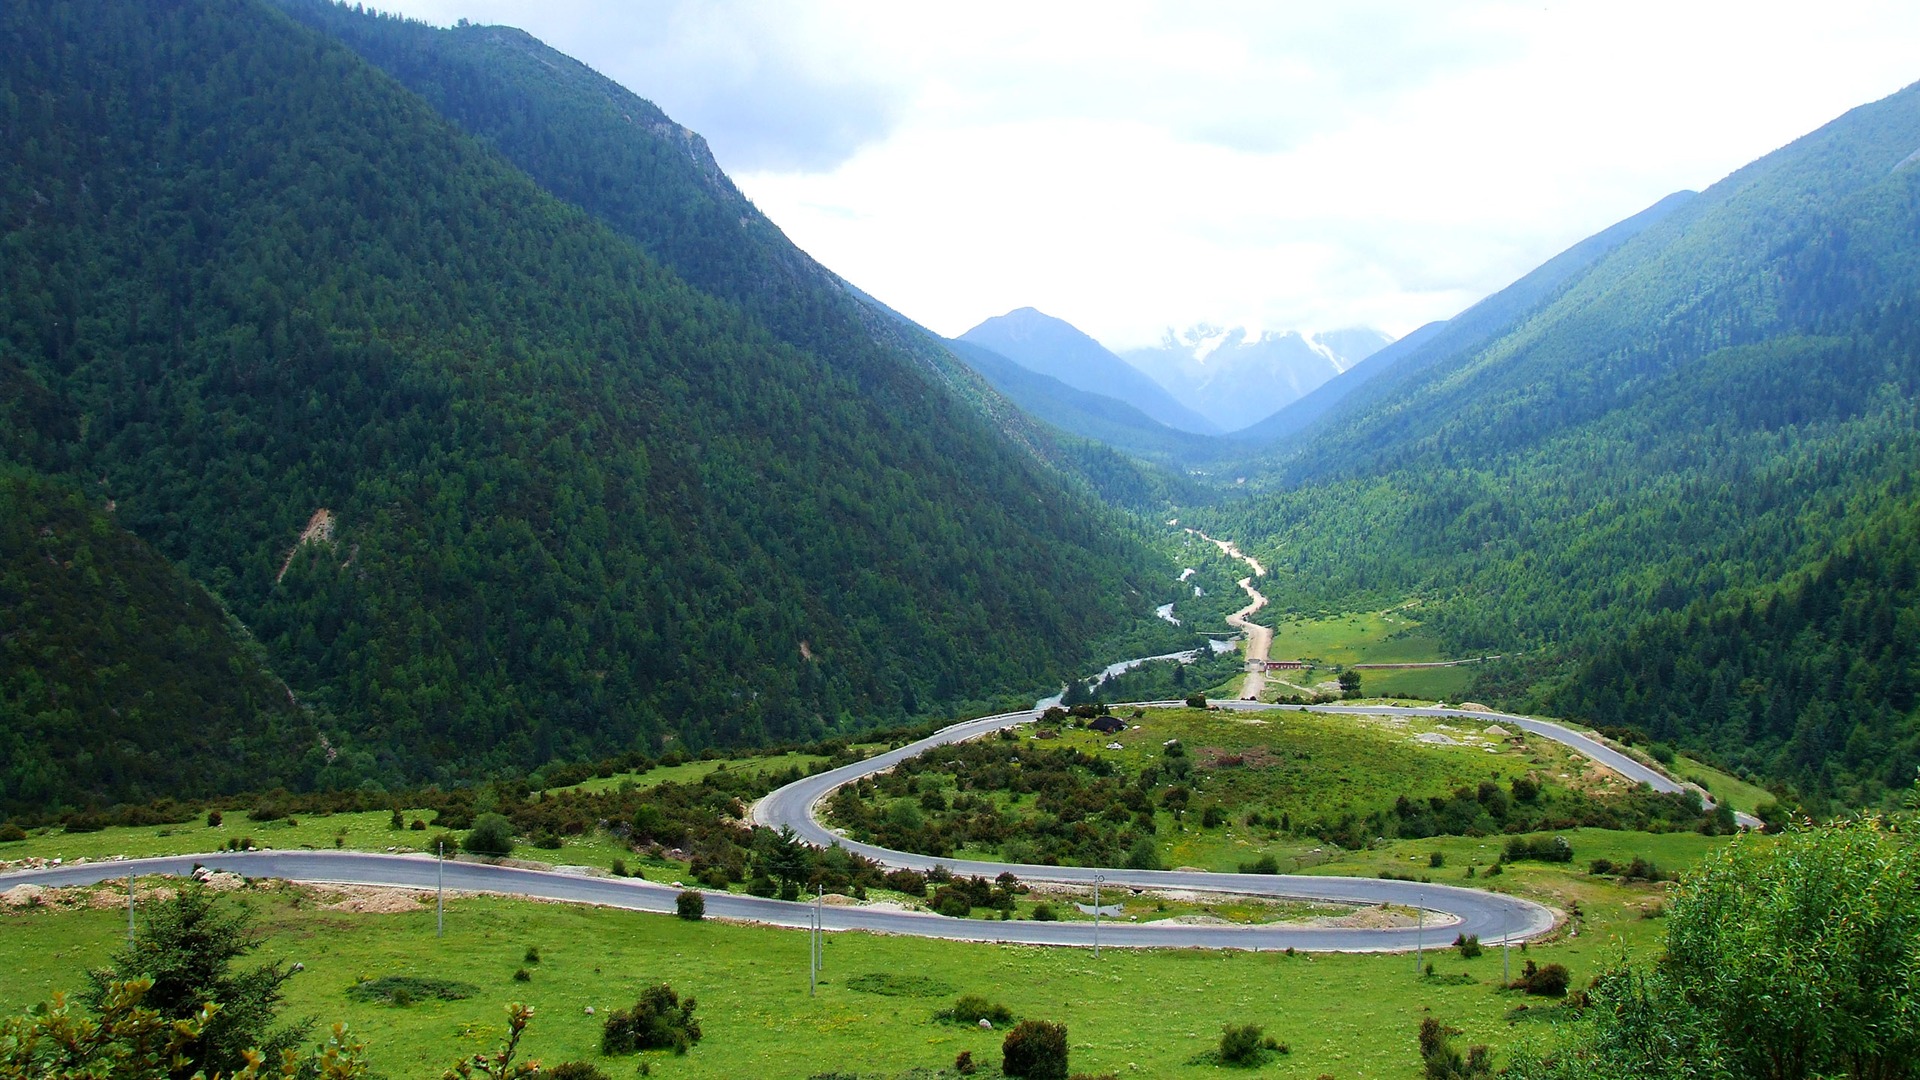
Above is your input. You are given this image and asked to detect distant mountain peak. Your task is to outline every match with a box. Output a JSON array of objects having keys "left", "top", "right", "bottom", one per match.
[
  {"left": 1126, "top": 324, "right": 1392, "bottom": 431},
  {"left": 959, "top": 309, "right": 1220, "bottom": 434}
]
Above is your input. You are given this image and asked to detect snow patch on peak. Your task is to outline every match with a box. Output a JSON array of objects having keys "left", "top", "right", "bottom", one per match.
[{"left": 1303, "top": 334, "right": 1348, "bottom": 373}]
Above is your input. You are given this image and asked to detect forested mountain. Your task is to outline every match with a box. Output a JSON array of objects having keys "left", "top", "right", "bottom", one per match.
[
  {"left": 943, "top": 339, "right": 1221, "bottom": 465},
  {"left": 1198, "top": 83, "right": 1920, "bottom": 803},
  {"left": 1224, "top": 192, "right": 1695, "bottom": 448},
  {"left": 0, "top": 468, "right": 315, "bottom": 816},
  {"left": 958, "top": 308, "right": 1218, "bottom": 434},
  {"left": 0, "top": 0, "right": 1167, "bottom": 811}
]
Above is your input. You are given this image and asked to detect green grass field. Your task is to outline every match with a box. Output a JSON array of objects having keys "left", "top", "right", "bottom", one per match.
[
  {"left": 0, "top": 869, "right": 1684, "bottom": 1080},
  {"left": 552, "top": 752, "right": 832, "bottom": 795},
  {"left": 828, "top": 705, "right": 1675, "bottom": 877},
  {"left": 1263, "top": 607, "right": 1447, "bottom": 668},
  {"left": 1672, "top": 755, "right": 1774, "bottom": 815},
  {"left": 1246, "top": 605, "right": 1502, "bottom": 704},
  {"left": 0, "top": 809, "right": 682, "bottom": 888}
]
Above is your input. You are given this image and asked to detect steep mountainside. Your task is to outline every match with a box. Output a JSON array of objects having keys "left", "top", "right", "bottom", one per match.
[
  {"left": 943, "top": 339, "right": 1221, "bottom": 465},
  {"left": 1226, "top": 192, "right": 1695, "bottom": 447},
  {"left": 958, "top": 308, "right": 1218, "bottom": 434},
  {"left": 1124, "top": 326, "right": 1390, "bottom": 433},
  {"left": 0, "top": 467, "right": 314, "bottom": 816},
  {"left": 0, "top": 0, "right": 1164, "bottom": 805},
  {"left": 1200, "top": 83, "right": 1920, "bottom": 802}
]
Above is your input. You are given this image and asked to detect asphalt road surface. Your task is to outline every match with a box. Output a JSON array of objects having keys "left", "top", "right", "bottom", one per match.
[
  {"left": 0, "top": 847, "right": 1542, "bottom": 952},
  {"left": 4, "top": 700, "right": 1729, "bottom": 951}
]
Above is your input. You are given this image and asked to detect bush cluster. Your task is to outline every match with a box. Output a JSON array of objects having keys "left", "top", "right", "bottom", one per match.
[
  {"left": 601, "top": 984, "right": 701, "bottom": 1056},
  {"left": 1001, "top": 1019, "right": 1069, "bottom": 1079},
  {"left": 1503, "top": 835, "right": 1573, "bottom": 863},
  {"left": 1511, "top": 960, "right": 1570, "bottom": 997}
]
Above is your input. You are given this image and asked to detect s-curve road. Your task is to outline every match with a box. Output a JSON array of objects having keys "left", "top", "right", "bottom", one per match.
[
  {"left": 0, "top": 848, "right": 1534, "bottom": 952},
  {"left": 751, "top": 704, "right": 1556, "bottom": 950},
  {"left": 5, "top": 700, "right": 1711, "bottom": 951}
]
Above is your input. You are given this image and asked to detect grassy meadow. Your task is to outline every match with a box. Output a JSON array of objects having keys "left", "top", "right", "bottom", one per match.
[
  {"left": 843, "top": 705, "right": 1615, "bottom": 874},
  {"left": 0, "top": 860, "right": 1696, "bottom": 1080}
]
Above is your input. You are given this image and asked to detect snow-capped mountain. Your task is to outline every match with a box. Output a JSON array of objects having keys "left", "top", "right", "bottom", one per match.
[{"left": 1122, "top": 325, "right": 1392, "bottom": 432}]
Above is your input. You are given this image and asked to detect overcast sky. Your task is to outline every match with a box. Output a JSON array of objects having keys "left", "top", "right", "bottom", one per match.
[{"left": 366, "top": 1, "right": 1920, "bottom": 349}]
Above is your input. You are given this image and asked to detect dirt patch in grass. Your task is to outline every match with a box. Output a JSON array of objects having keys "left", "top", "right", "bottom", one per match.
[{"left": 310, "top": 885, "right": 430, "bottom": 914}]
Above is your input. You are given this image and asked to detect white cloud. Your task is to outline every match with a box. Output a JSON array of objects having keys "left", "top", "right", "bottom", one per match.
[{"left": 362, "top": 0, "right": 1920, "bottom": 347}]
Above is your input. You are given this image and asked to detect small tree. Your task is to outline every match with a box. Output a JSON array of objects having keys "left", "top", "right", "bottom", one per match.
[
  {"left": 601, "top": 984, "right": 701, "bottom": 1056},
  {"left": 1219, "top": 1023, "right": 1265, "bottom": 1065},
  {"left": 1001, "top": 1019, "right": 1068, "bottom": 1079},
  {"left": 2, "top": 980, "right": 368, "bottom": 1079},
  {"left": 463, "top": 813, "right": 516, "bottom": 857},
  {"left": 1338, "top": 669, "right": 1362, "bottom": 694},
  {"left": 1453, "top": 933, "right": 1482, "bottom": 959},
  {"left": 85, "top": 886, "right": 309, "bottom": 1078},
  {"left": 1417, "top": 1017, "right": 1491, "bottom": 1079},
  {"left": 676, "top": 890, "right": 705, "bottom": 921},
  {"left": 444, "top": 1003, "right": 539, "bottom": 1079}
]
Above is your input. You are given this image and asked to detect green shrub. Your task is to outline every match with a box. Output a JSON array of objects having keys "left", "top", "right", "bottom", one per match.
[
  {"left": 1030, "top": 902, "right": 1058, "bottom": 921},
  {"left": 512, "top": 968, "right": 530, "bottom": 983},
  {"left": 1417, "top": 1017, "right": 1491, "bottom": 1078},
  {"left": 609, "top": 858, "right": 628, "bottom": 878},
  {"left": 544, "top": 1063, "right": 610, "bottom": 1080},
  {"left": 1238, "top": 854, "right": 1281, "bottom": 875},
  {"left": 1454, "top": 933, "right": 1483, "bottom": 959},
  {"left": 1185, "top": 693, "right": 1208, "bottom": 708},
  {"left": 1503, "top": 835, "right": 1573, "bottom": 863},
  {"left": 1429, "top": 851, "right": 1446, "bottom": 868},
  {"left": 345, "top": 975, "right": 479, "bottom": 1005},
  {"left": 1219, "top": 1023, "right": 1265, "bottom": 1066},
  {"left": 205, "top": 810, "right": 222, "bottom": 828},
  {"left": 463, "top": 813, "right": 515, "bottom": 857},
  {"left": 1125, "top": 837, "right": 1162, "bottom": 871},
  {"left": 942, "top": 994, "right": 1013, "bottom": 1026},
  {"left": 1514, "top": 961, "right": 1570, "bottom": 997},
  {"left": 523, "top": 946, "right": 540, "bottom": 964},
  {"left": 677, "top": 890, "right": 706, "bottom": 921},
  {"left": 0, "top": 822, "right": 25, "bottom": 843},
  {"left": 1002, "top": 1019, "right": 1069, "bottom": 1079},
  {"left": 601, "top": 984, "right": 701, "bottom": 1056}
]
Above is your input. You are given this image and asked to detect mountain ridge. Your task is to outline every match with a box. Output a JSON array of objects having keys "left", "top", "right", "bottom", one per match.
[
  {"left": 959, "top": 307, "right": 1220, "bottom": 434},
  {"left": 0, "top": 0, "right": 1169, "bottom": 809}
]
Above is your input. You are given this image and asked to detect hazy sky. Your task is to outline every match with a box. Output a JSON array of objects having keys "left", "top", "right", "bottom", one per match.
[{"left": 365, "top": 1, "right": 1920, "bottom": 348}]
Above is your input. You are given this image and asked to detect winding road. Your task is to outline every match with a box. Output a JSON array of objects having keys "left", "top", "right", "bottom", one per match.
[{"left": 0, "top": 697, "right": 1738, "bottom": 951}]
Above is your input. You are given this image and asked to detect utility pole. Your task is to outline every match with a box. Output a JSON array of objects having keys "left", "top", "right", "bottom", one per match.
[
  {"left": 808, "top": 887, "right": 819, "bottom": 997},
  {"left": 1503, "top": 930, "right": 1510, "bottom": 985},
  {"left": 127, "top": 874, "right": 135, "bottom": 945},
  {"left": 436, "top": 841, "right": 445, "bottom": 938},
  {"left": 1092, "top": 873, "right": 1104, "bottom": 961},
  {"left": 1415, "top": 893, "right": 1424, "bottom": 975}
]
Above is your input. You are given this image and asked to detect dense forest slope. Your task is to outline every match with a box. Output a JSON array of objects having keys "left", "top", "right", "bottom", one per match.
[
  {"left": 1201, "top": 82, "right": 1920, "bottom": 803},
  {"left": 943, "top": 339, "right": 1221, "bottom": 465},
  {"left": 1225, "top": 191, "right": 1696, "bottom": 448},
  {"left": 0, "top": 467, "right": 315, "bottom": 816},
  {"left": 0, "top": 0, "right": 1166, "bottom": 809}
]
